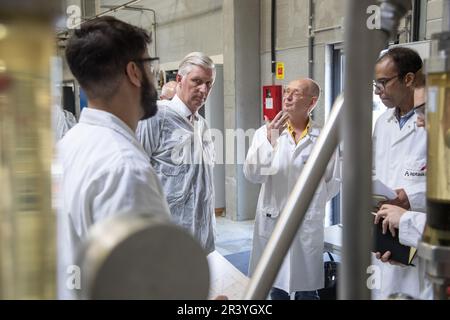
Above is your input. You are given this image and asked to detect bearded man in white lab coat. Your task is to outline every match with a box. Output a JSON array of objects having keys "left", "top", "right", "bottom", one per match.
[
  {"left": 244, "top": 78, "right": 341, "bottom": 300},
  {"left": 57, "top": 17, "right": 170, "bottom": 299},
  {"left": 372, "top": 47, "right": 427, "bottom": 299},
  {"left": 136, "top": 52, "right": 216, "bottom": 254}
]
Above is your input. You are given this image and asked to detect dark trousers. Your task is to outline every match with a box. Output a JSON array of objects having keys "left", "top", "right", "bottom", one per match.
[{"left": 270, "top": 287, "right": 320, "bottom": 300}]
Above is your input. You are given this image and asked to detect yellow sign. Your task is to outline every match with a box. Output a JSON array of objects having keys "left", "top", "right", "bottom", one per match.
[{"left": 276, "top": 62, "right": 285, "bottom": 80}]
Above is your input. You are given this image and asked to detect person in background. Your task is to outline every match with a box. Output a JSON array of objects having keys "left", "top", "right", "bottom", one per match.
[
  {"left": 54, "top": 104, "right": 77, "bottom": 140},
  {"left": 413, "top": 68, "right": 426, "bottom": 127},
  {"left": 159, "top": 80, "right": 177, "bottom": 101},
  {"left": 244, "top": 78, "right": 340, "bottom": 300}
]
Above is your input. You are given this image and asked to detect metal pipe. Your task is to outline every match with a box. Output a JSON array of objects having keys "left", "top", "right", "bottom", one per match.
[
  {"left": 412, "top": 0, "right": 421, "bottom": 41},
  {"left": 313, "top": 25, "right": 342, "bottom": 34},
  {"left": 244, "top": 94, "right": 344, "bottom": 300},
  {"left": 58, "top": 0, "right": 142, "bottom": 35},
  {"left": 271, "top": 0, "right": 276, "bottom": 77},
  {"left": 341, "top": 0, "right": 383, "bottom": 300},
  {"left": 308, "top": 0, "right": 315, "bottom": 79},
  {"left": 443, "top": 0, "right": 450, "bottom": 32},
  {"left": 340, "top": 0, "right": 410, "bottom": 300}
]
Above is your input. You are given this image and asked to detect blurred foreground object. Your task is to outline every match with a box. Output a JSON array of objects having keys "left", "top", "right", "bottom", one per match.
[
  {"left": 0, "top": 0, "right": 60, "bottom": 299},
  {"left": 77, "top": 214, "right": 209, "bottom": 299}
]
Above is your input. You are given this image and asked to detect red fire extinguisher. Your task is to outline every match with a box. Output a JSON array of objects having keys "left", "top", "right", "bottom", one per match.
[{"left": 262, "top": 85, "right": 282, "bottom": 120}]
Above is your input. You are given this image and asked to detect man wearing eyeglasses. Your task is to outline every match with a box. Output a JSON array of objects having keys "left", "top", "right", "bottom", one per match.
[
  {"left": 244, "top": 78, "right": 341, "bottom": 300},
  {"left": 137, "top": 52, "right": 217, "bottom": 254},
  {"left": 371, "top": 47, "right": 427, "bottom": 300},
  {"left": 57, "top": 16, "right": 171, "bottom": 299}
]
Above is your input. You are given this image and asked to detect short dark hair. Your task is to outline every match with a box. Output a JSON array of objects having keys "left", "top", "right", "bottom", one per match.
[
  {"left": 65, "top": 16, "right": 151, "bottom": 99},
  {"left": 377, "top": 47, "right": 423, "bottom": 79}
]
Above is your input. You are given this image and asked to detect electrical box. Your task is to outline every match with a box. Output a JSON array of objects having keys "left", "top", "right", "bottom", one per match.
[{"left": 262, "top": 85, "right": 282, "bottom": 120}]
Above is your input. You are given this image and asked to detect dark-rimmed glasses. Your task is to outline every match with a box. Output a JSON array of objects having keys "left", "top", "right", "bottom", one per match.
[{"left": 373, "top": 74, "right": 399, "bottom": 92}]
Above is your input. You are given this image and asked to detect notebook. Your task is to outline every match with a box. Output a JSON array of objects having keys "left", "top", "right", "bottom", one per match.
[{"left": 371, "top": 213, "right": 417, "bottom": 265}]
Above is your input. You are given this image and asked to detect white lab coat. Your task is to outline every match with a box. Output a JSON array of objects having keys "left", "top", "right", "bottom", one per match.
[
  {"left": 56, "top": 108, "right": 170, "bottom": 299},
  {"left": 53, "top": 104, "right": 77, "bottom": 141},
  {"left": 136, "top": 95, "right": 216, "bottom": 254},
  {"left": 244, "top": 121, "right": 340, "bottom": 293},
  {"left": 372, "top": 107, "right": 427, "bottom": 299}
]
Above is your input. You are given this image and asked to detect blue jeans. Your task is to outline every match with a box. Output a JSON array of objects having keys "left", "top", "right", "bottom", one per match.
[{"left": 270, "top": 287, "right": 320, "bottom": 300}]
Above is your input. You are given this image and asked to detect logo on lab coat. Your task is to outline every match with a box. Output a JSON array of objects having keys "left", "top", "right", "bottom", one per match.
[{"left": 403, "top": 167, "right": 426, "bottom": 179}]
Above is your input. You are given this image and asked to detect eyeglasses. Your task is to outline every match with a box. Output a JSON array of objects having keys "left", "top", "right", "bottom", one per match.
[
  {"left": 135, "top": 57, "right": 160, "bottom": 74},
  {"left": 373, "top": 75, "right": 399, "bottom": 92},
  {"left": 283, "top": 86, "right": 311, "bottom": 99}
]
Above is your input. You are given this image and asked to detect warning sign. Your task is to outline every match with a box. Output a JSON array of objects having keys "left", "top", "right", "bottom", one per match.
[{"left": 276, "top": 62, "right": 285, "bottom": 80}]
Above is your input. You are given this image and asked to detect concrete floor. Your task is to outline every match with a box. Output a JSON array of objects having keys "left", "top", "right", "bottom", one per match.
[{"left": 215, "top": 216, "right": 254, "bottom": 256}]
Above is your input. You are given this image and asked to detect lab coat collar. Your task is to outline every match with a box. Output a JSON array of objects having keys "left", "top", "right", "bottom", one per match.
[
  {"left": 386, "top": 106, "right": 419, "bottom": 122},
  {"left": 156, "top": 99, "right": 171, "bottom": 107},
  {"left": 169, "top": 94, "right": 200, "bottom": 119},
  {"left": 281, "top": 120, "right": 320, "bottom": 147},
  {"left": 79, "top": 107, "right": 138, "bottom": 144},
  {"left": 383, "top": 107, "right": 421, "bottom": 146},
  {"left": 308, "top": 121, "right": 321, "bottom": 138},
  {"left": 386, "top": 108, "right": 397, "bottom": 122}
]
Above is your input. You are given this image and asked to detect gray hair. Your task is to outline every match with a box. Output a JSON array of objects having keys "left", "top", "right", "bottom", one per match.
[{"left": 178, "top": 52, "right": 216, "bottom": 79}]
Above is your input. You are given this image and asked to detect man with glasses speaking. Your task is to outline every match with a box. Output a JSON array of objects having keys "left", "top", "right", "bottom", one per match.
[
  {"left": 137, "top": 52, "right": 217, "bottom": 254},
  {"left": 244, "top": 78, "right": 341, "bottom": 300},
  {"left": 371, "top": 47, "right": 427, "bottom": 299}
]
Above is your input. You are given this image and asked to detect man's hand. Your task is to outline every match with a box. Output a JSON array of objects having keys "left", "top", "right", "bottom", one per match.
[
  {"left": 375, "top": 251, "right": 391, "bottom": 263},
  {"left": 416, "top": 113, "right": 425, "bottom": 127},
  {"left": 374, "top": 251, "right": 405, "bottom": 266},
  {"left": 265, "top": 111, "right": 289, "bottom": 145},
  {"left": 374, "top": 204, "right": 407, "bottom": 237},
  {"left": 380, "top": 188, "right": 410, "bottom": 210}
]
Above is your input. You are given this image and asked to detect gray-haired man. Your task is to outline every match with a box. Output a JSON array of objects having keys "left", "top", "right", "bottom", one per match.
[{"left": 136, "top": 52, "right": 216, "bottom": 253}]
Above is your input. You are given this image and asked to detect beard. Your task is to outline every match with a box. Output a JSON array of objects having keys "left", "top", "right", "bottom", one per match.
[{"left": 140, "top": 71, "right": 158, "bottom": 120}]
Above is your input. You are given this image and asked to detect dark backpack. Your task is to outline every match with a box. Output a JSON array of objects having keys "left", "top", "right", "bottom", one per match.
[{"left": 318, "top": 252, "right": 338, "bottom": 300}]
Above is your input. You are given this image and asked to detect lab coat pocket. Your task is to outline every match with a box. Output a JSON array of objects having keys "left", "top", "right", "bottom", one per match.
[
  {"left": 161, "top": 164, "right": 184, "bottom": 176},
  {"left": 257, "top": 209, "right": 279, "bottom": 239},
  {"left": 299, "top": 211, "right": 323, "bottom": 249},
  {"left": 307, "top": 180, "right": 326, "bottom": 209},
  {"left": 160, "top": 165, "right": 186, "bottom": 199}
]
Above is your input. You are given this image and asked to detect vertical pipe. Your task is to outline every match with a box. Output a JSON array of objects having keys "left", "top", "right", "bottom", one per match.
[
  {"left": 271, "top": 0, "right": 276, "bottom": 79},
  {"left": 411, "top": 0, "right": 421, "bottom": 41},
  {"left": 308, "top": 0, "right": 314, "bottom": 79},
  {"left": 341, "top": 0, "right": 389, "bottom": 300},
  {"left": 443, "top": 0, "right": 450, "bottom": 32}
]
